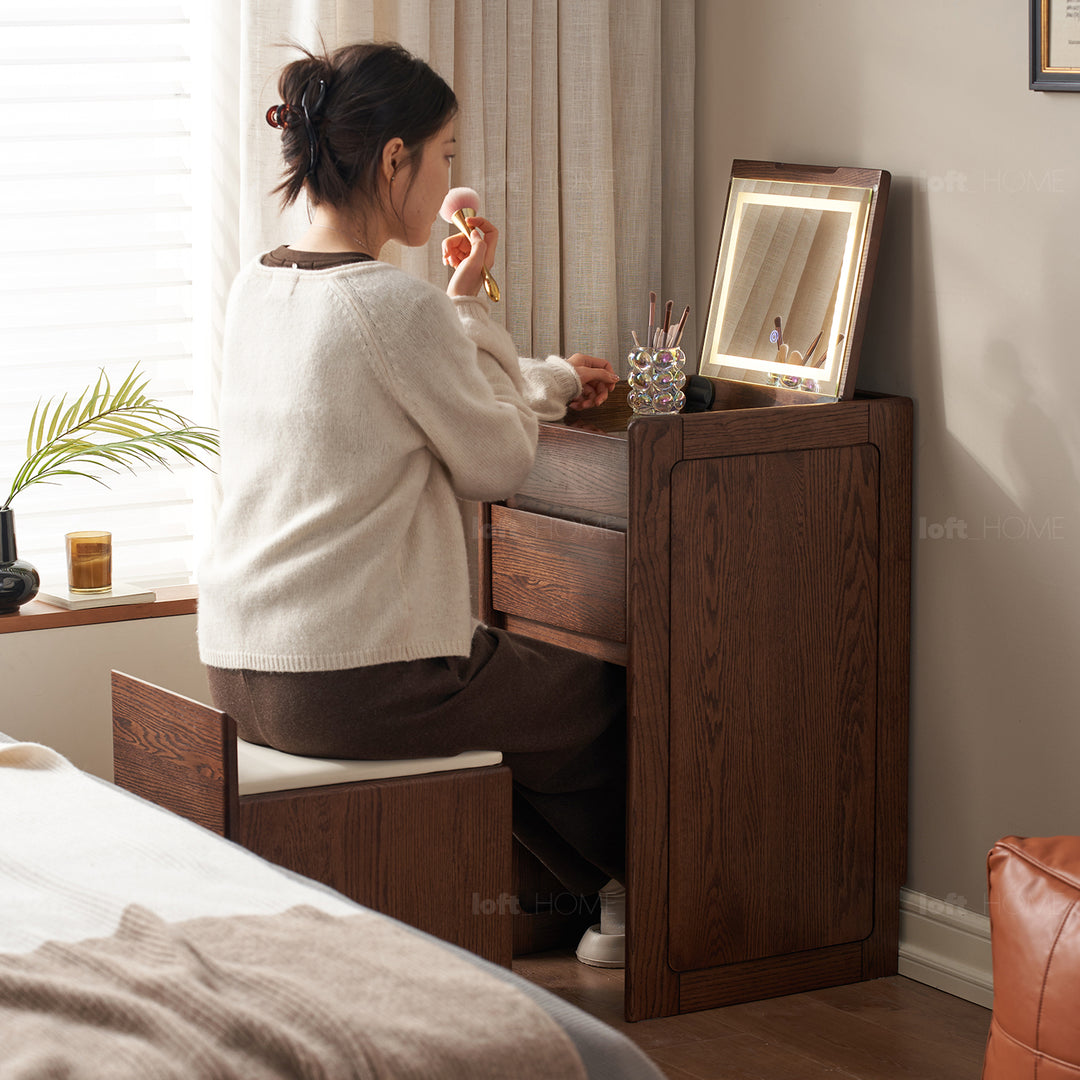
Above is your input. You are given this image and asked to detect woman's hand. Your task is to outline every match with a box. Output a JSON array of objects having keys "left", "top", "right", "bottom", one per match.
[
  {"left": 444, "top": 216, "right": 498, "bottom": 299},
  {"left": 565, "top": 353, "right": 619, "bottom": 410}
]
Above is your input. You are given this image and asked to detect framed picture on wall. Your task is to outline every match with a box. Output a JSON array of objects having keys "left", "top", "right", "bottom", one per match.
[{"left": 1031, "top": 0, "right": 1080, "bottom": 90}]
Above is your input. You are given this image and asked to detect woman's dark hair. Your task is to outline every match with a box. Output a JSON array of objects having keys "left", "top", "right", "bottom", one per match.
[{"left": 269, "top": 41, "right": 457, "bottom": 215}]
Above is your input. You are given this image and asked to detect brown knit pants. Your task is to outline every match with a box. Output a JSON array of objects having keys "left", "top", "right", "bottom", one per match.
[{"left": 206, "top": 626, "right": 625, "bottom": 895}]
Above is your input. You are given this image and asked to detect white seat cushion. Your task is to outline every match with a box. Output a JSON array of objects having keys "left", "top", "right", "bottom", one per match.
[{"left": 236, "top": 739, "right": 503, "bottom": 797}]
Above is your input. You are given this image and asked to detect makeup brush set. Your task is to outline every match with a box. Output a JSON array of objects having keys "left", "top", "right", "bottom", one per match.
[
  {"left": 767, "top": 314, "right": 844, "bottom": 391},
  {"left": 626, "top": 291, "right": 691, "bottom": 415}
]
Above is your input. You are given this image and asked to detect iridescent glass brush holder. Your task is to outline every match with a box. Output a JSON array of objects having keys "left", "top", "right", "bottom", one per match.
[{"left": 627, "top": 346, "right": 687, "bottom": 415}]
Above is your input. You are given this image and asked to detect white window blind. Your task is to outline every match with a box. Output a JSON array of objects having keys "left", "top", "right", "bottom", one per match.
[{"left": 0, "top": 0, "right": 211, "bottom": 589}]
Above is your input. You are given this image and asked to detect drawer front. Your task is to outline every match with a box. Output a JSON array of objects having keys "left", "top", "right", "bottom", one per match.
[
  {"left": 489, "top": 505, "right": 626, "bottom": 642},
  {"left": 508, "top": 424, "right": 629, "bottom": 528}
]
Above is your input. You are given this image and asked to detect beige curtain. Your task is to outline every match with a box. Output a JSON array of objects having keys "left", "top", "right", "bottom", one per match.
[{"left": 211, "top": 0, "right": 695, "bottom": 374}]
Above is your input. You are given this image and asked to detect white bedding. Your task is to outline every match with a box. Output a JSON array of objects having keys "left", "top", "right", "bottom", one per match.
[{"left": 0, "top": 739, "right": 360, "bottom": 954}]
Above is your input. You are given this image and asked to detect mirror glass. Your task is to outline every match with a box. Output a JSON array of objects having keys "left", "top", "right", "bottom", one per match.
[{"left": 698, "top": 165, "right": 886, "bottom": 402}]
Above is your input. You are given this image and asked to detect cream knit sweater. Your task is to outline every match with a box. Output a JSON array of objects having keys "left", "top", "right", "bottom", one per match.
[{"left": 197, "top": 257, "right": 581, "bottom": 672}]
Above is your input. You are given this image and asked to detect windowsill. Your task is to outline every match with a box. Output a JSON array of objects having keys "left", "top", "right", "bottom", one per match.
[{"left": 0, "top": 585, "right": 198, "bottom": 635}]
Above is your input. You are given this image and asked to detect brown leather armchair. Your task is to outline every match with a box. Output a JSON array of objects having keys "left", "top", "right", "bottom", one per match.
[{"left": 983, "top": 836, "right": 1080, "bottom": 1078}]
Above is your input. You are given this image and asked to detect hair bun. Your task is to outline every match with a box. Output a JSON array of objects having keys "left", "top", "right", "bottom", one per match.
[{"left": 270, "top": 42, "right": 457, "bottom": 213}]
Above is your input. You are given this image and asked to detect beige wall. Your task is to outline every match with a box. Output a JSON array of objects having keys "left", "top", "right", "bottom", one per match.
[{"left": 696, "top": 0, "right": 1080, "bottom": 911}]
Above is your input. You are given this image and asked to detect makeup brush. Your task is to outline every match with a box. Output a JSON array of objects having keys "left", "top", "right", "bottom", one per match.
[
  {"left": 439, "top": 186, "right": 500, "bottom": 302},
  {"left": 670, "top": 305, "right": 690, "bottom": 348},
  {"left": 811, "top": 333, "right": 844, "bottom": 369}
]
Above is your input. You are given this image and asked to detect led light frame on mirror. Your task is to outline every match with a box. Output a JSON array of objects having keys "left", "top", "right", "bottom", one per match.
[
  {"left": 697, "top": 161, "right": 889, "bottom": 404},
  {"left": 705, "top": 188, "right": 870, "bottom": 395}
]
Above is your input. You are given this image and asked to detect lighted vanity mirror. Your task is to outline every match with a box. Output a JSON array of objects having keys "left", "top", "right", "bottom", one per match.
[{"left": 698, "top": 160, "right": 890, "bottom": 403}]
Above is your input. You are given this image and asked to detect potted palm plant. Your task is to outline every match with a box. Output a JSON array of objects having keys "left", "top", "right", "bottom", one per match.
[{"left": 1, "top": 365, "right": 219, "bottom": 614}]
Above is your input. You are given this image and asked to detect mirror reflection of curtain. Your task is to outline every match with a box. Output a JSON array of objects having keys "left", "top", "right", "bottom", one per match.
[
  {"left": 208, "top": 0, "right": 694, "bottom": 375},
  {"left": 719, "top": 191, "right": 850, "bottom": 364}
]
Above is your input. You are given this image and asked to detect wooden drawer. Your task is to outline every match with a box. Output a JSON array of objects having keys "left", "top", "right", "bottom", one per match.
[
  {"left": 488, "top": 504, "right": 626, "bottom": 645},
  {"left": 507, "top": 424, "right": 629, "bottom": 528}
]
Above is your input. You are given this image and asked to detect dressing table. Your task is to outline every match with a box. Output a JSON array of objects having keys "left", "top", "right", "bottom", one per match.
[
  {"left": 481, "top": 160, "right": 909, "bottom": 1021},
  {"left": 479, "top": 383, "right": 911, "bottom": 1020}
]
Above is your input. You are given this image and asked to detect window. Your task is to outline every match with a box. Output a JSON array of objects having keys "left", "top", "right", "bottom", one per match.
[{"left": 0, "top": 0, "right": 211, "bottom": 589}]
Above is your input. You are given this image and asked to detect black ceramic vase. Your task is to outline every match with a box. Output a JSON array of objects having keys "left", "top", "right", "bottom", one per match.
[{"left": 0, "top": 508, "right": 40, "bottom": 614}]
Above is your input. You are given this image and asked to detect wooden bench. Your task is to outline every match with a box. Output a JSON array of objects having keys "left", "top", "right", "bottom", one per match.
[{"left": 110, "top": 670, "right": 513, "bottom": 966}]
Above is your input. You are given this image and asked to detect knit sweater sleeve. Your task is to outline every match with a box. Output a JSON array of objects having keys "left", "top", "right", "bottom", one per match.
[
  {"left": 450, "top": 297, "right": 581, "bottom": 421},
  {"left": 335, "top": 276, "right": 576, "bottom": 503},
  {"left": 514, "top": 355, "right": 583, "bottom": 421}
]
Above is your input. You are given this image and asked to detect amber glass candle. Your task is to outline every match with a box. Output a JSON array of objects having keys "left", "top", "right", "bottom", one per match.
[{"left": 66, "top": 531, "right": 112, "bottom": 593}]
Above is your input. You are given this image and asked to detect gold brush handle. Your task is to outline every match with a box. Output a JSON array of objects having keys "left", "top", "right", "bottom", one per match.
[{"left": 451, "top": 208, "right": 500, "bottom": 302}]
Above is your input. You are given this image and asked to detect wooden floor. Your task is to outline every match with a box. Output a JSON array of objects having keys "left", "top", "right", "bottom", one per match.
[{"left": 514, "top": 950, "right": 992, "bottom": 1080}]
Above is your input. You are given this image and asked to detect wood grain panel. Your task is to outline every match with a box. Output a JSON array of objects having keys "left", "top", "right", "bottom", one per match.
[
  {"left": 862, "top": 395, "right": 913, "bottom": 979},
  {"left": 111, "top": 670, "right": 237, "bottom": 837},
  {"left": 501, "top": 614, "right": 627, "bottom": 666},
  {"left": 489, "top": 504, "right": 626, "bottom": 641},
  {"left": 667, "top": 446, "right": 880, "bottom": 971},
  {"left": 507, "top": 424, "right": 629, "bottom": 526},
  {"left": 679, "top": 943, "right": 865, "bottom": 1013},
  {"left": 681, "top": 399, "right": 869, "bottom": 460},
  {"left": 732, "top": 160, "right": 887, "bottom": 188},
  {"left": 5, "top": 585, "right": 198, "bottom": 634},
  {"left": 236, "top": 767, "right": 513, "bottom": 966},
  {"left": 477, "top": 501, "right": 497, "bottom": 626},
  {"left": 625, "top": 415, "right": 684, "bottom": 1021}
]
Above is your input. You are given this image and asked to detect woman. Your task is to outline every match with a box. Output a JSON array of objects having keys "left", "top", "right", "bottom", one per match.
[{"left": 197, "top": 41, "right": 625, "bottom": 966}]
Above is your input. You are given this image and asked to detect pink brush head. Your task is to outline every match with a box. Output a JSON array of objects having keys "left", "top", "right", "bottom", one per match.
[
  {"left": 440, "top": 186, "right": 480, "bottom": 223},
  {"left": 438, "top": 185, "right": 501, "bottom": 302}
]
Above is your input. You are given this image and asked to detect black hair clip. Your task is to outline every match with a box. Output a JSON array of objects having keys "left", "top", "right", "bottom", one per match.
[{"left": 300, "top": 79, "right": 327, "bottom": 173}]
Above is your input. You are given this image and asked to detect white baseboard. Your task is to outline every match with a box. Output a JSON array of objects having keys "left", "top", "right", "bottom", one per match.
[{"left": 897, "top": 887, "right": 993, "bottom": 1008}]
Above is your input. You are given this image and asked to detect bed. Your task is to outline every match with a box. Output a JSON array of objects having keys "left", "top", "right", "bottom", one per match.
[{"left": 0, "top": 733, "right": 663, "bottom": 1079}]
